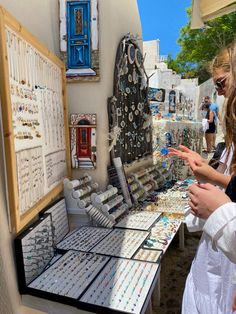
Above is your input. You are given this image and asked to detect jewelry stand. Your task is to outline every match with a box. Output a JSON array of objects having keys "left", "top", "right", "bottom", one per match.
[
  {"left": 63, "top": 175, "right": 99, "bottom": 230},
  {"left": 89, "top": 185, "right": 129, "bottom": 228}
]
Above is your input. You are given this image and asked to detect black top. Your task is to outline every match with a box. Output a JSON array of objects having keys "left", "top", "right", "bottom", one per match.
[
  {"left": 205, "top": 110, "right": 216, "bottom": 133},
  {"left": 225, "top": 175, "right": 236, "bottom": 202}
]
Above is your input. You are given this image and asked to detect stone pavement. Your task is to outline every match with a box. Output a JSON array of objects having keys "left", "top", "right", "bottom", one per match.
[{"left": 153, "top": 227, "right": 201, "bottom": 314}]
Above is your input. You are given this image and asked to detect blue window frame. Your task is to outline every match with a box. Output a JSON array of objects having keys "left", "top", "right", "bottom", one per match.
[{"left": 66, "top": 1, "right": 91, "bottom": 69}]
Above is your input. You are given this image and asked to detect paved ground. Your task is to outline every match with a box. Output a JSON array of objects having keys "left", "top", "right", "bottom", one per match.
[{"left": 153, "top": 227, "right": 201, "bottom": 314}]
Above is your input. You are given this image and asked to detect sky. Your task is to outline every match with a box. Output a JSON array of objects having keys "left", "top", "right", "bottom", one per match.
[{"left": 137, "top": 0, "right": 192, "bottom": 58}]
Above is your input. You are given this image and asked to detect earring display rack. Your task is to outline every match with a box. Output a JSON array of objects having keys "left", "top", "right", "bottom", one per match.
[
  {"left": 80, "top": 257, "right": 159, "bottom": 314},
  {"left": 56, "top": 226, "right": 112, "bottom": 252},
  {"left": 90, "top": 185, "right": 129, "bottom": 228},
  {"left": 115, "top": 211, "right": 162, "bottom": 231},
  {"left": 133, "top": 248, "right": 162, "bottom": 263},
  {"left": 15, "top": 214, "right": 54, "bottom": 288},
  {"left": 143, "top": 216, "right": 182, "bottom": 253},
  {"left": 28, "top": 250, "right": 110, "bottom": 299},
  {"left": 42, "top": 198, "right": 69, "bottom": 244},
  {"left": 91, "top": 229, "right": 149, "bottom": 258},
  {"left": 0, "top": 8, "right": 70, "bottom": 232}
]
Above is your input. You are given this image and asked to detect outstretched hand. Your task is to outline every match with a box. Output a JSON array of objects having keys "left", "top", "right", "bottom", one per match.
[
  {"left": 188, "top": 183, "right": 231, "bottom": 219},
  {"left": 168, "top": 145, "right": 205, "bottom": 163}
]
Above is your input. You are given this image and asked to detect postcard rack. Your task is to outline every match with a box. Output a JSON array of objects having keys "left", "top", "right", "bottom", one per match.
[{"left": 88, "top": 185, "right": 129, "bottom": 228}]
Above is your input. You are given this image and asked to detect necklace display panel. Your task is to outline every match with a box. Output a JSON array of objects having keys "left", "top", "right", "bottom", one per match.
[{"left": 107, "top": 34, "right": 152, "bottom": 164}]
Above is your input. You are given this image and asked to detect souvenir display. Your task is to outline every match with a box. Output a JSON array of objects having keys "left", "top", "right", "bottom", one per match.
[
  {"left": 0, "top": 10, "right": 70, "bottom": 232},
  {"left": 152, "top": 120, "right": 203, "bottom": 179},
  {"left": 133, "top": 248, "right": 162, "bottom": 263},
  {"left": 108, "top": 34, "right": 152, "bottom": 164},
  {"left": 14, "top": 215, "right": 54, "bottom": 287},
  {"left": 80, "top": 257, "right": 159, "bottom": 314},
  {"left": 28, "top": 250, "right": 109, "bottom": 299},
  {"left": 91, "top": 229, "right": 149, "bottom": 258},
  {"left": 70, "top": 114, "right": 97, "bottom": 169},
  {"left": 42, "top": 198, "right": 69, "bottom": 244},
  {"left": 56, "top": 226, "right": 112, "bottom": 252},
  {"left": 148, "top": 87, "right": 165, "bottom": 102},
  {"left": 144, "top": 216, "right": 182, "bottom": 253},
  {"left": 115, "top": 211, "right": 162, "bottom": 231}
]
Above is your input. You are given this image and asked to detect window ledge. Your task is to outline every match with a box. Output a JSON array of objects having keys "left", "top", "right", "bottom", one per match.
[{"left": 66, "top": 68, "right": 96, "bottom": 77}]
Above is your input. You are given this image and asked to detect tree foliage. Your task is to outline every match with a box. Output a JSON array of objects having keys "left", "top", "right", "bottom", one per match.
[{"left": 167, "top": 8, "right": 236, "bottom": 84}]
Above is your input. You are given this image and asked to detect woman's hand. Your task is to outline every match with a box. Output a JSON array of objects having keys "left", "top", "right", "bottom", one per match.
[
  {"left": 232, "top": 292, "right": 236, "bottom": 311},
  {"left": 187, "top": 158, "right": 218, "bottom": 184},
  {"left": 168, "top": 145, "right": 204, "bottom": 163},
  {"left": 188, "top": 183, "right": 231, "bottom": 219}
]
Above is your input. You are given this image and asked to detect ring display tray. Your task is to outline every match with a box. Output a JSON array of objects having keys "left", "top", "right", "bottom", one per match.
[
  {"left": 115, "top": 211, "right": 162, "bottom": 231},
  {"left": 56, "top": 226, "right": 112, "bottom": 252},
  {"left": 80, "top": 257, "right": 160, "bottom": 314},
  {"left": 90, "top": 229, "right": 149, "bottom": 258},
  {"left": 133, "top": 248, "right": 163, "bottom": 263},
  {"left": 28, "top": 250, "right": 110, "bottom": 300},
  {"left": 41, "top": 198, "right": 69, "bottom": 244},
  {"left": 15, "top": 214, "right": 55, "bottom": 291}
]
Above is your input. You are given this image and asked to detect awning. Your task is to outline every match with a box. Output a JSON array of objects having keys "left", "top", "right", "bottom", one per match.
[{"left": 191, "top": 0, "right": 236, "bottom": 29}]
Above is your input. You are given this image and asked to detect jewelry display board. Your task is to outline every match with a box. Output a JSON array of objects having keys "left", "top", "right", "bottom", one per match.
[
  {"left": 133, "top": 248, "right": 162, "bottom": 263},
  {"left": 108, "top": 34, "right": 152, "bottom": 164},
  {"left": 143, "top": 216, "right": 182, "bottom": 253},
  {"left": 28, "top": 250, "right": 110, "bottom": 299},
  {"left": 0, "top": 7, "right": 70, "bottom": 232},
  {"left": 56, "top": 226, "right": 112, "bottom": 252},
  {"left": 115, "top": 211, "right": 162, "bottom": 231},
  {"left": 14, "top": 214, "right": 54, "bottom": 291},
  {"left": 80, "top": 257, "right": 159, "bottom": 314},
  {"left": 42, "top": 198, "right": 69, "bottom": 244},
  {"left": 91, "top": 229, "right": 149, "bottom": 258}
]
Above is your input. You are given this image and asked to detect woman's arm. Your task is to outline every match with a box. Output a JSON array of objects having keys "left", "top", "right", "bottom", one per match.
[{"left": 203, "top": 202, "right": 236, "bottom": 263}]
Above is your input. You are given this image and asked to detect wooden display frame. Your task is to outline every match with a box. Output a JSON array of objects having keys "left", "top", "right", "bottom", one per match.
[{"left": 0, "top": 7, "right": 71, "bottom": 233}]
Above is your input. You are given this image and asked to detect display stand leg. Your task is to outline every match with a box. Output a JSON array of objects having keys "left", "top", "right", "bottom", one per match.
[
  {"left": 152, "top": 265, "right": 161, "bottom": 308},
  {"left": 145, "top": 299, "right": 152, "bottom": 314},
  {"left": 179, "top": 222, "right": 185, "bottom": 251}
]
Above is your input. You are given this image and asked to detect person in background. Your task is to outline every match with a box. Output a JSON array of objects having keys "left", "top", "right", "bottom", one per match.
[
  {"left": 204, "top": 96, "right": 221, "bottom": 149},
  {"left": 169, "top": 41, "right": 236, "bottom": 314},
  {"left": 202, "top": 102, "right": 215, "bottom": 153}
]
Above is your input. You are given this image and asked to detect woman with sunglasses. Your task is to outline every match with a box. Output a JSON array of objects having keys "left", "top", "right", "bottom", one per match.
[{"left": 169, "top": 43, "right": 236, "bottom": 314}]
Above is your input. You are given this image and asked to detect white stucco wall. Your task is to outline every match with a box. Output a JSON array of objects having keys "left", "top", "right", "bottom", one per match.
[{"left": 0, "top": 0, "right": 142, "bottom": 313}]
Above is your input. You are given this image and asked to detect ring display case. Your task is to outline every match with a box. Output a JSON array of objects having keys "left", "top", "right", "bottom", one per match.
[
  {"left": 91, "top": 229, "right": 149, "bottom": 258},
  {"left": 115, "top": 211, "right": 162, "bottom": 231},
  {"left": 80, "top": 257, "right": 160, "bottom": 314},
  {"left": 56, "top": 226, "right": 112, "bottom": 252}
]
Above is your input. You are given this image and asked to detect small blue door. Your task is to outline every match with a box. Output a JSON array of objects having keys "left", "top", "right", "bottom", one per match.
[{"left": 67, "top": 1, "right": 91, "bottom": 69}]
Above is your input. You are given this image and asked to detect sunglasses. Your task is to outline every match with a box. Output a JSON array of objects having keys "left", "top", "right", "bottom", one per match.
[{"left": 214, "top": 75, "right": 229, "bottom": 91}]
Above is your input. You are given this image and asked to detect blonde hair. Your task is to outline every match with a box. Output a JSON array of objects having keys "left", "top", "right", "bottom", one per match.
[{"left": 212, "top": 43, "right": 236, "bottom": 173}]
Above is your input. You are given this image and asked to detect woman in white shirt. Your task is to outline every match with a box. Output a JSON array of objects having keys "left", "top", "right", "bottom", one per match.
[{"left": 169, "top": 42, "right": 236, "bottom": 313}]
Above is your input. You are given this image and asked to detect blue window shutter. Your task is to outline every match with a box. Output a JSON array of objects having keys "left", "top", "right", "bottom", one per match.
[{"left": 67, "top": 1, "right": 91, "bottom": 69}]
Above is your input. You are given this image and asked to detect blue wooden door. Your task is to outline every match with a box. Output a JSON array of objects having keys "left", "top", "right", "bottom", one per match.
[{"left": 67, "top": 1, "right": 91, "bottom": 69}]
